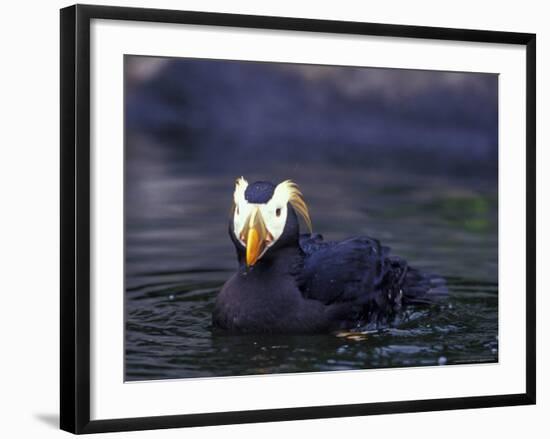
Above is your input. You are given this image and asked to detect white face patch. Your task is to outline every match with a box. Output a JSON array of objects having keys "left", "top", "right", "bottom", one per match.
[
  {"left": 232, "top": 177, "right": 289, "bottom": 249},
  {"left": 232, "top": 178, "right": 312, "bottom": 262},
  {"left": 232, "top": 177, "right": 252, "bottom": 241}
]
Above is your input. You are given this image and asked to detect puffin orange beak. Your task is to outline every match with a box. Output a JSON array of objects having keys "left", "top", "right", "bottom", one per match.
[{"left": 242, "top": 207, "right": 271, "bottom": 267}]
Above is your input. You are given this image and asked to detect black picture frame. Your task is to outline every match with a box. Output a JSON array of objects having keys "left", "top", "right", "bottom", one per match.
[{"left": 60, "top": 4, "right": 536, "bottom": 434}]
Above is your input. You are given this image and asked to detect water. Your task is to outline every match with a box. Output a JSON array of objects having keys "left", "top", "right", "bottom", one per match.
[{"left": 125, "top": 161, "right": 498, "bottom": 381}]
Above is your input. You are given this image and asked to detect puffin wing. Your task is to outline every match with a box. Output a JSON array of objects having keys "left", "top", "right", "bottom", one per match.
[
  {"left": 298, "top": 233, "right": 447, "bottom": 309},
  {"left": 298, "top": 234, "right": 392, "bottom": 305}
]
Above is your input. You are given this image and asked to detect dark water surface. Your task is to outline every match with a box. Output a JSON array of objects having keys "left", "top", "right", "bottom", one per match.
[{"left": 125, "top": 161, "right": 498, "bottom": 381}]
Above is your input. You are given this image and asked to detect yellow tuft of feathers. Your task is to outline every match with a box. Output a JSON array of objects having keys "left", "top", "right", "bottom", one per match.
[{"left": 274, "top": 179, "right": 313, "bottom": 232}]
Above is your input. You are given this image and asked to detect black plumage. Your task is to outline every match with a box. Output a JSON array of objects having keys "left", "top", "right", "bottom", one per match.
[
  {"left": 213, "top": 184, "right": 446, "bottom": 334},
  {"left": 244, "top": 181, "right": 276, "bottom": 203}
]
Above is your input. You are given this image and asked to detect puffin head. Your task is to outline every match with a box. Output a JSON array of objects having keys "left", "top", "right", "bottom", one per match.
[{"left": 230, "top": 177, "right": 312, "bottom": 267}]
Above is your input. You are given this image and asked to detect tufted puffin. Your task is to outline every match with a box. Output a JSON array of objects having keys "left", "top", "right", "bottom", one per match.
[{"left": 212, "top": 178, "right": 446, "bottom": 334}]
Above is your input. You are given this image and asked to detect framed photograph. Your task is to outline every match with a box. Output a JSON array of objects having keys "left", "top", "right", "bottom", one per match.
[{"left": 60, "top": 4, "right": 536, "bottom": 434}]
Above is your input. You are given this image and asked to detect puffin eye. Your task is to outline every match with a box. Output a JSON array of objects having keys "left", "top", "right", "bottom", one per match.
[{"left": 276, "top": 208, "right": 281, "bottom": 217}]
